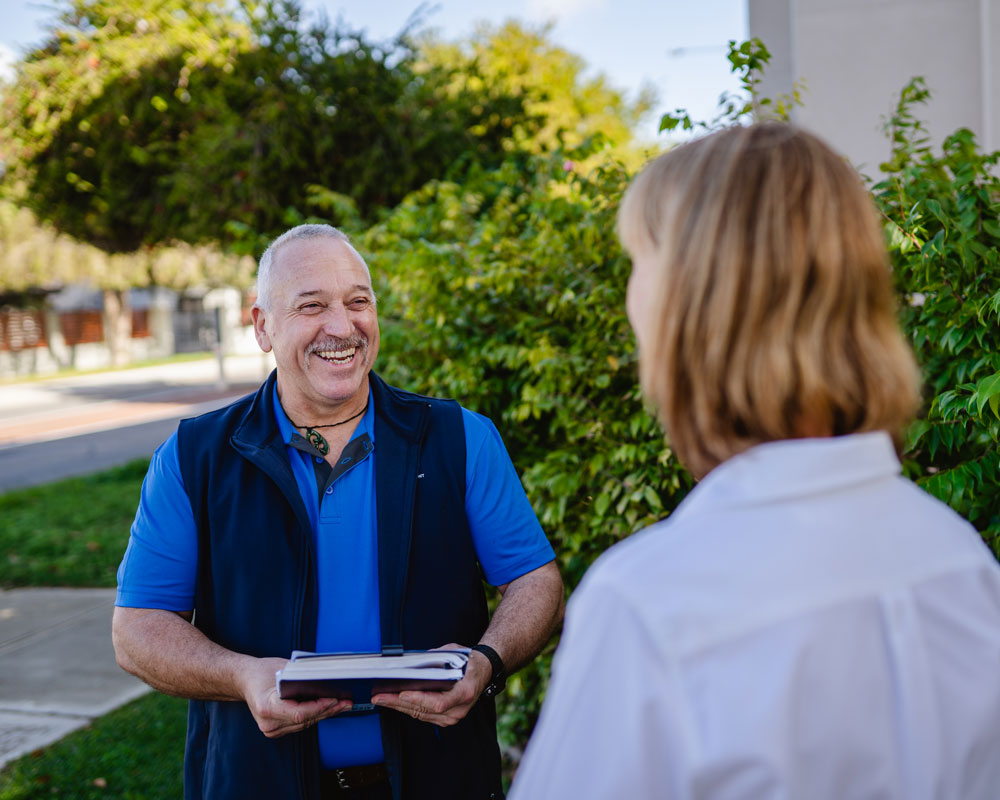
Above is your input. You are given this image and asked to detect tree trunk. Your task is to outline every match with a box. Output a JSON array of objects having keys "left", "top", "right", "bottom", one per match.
[{"left": 103, "top": 288, "right": 132, "bottom": 367}]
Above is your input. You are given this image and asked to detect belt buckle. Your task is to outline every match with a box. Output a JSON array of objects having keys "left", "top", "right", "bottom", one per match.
[{"left": 334, "top": 768, "right": 352, "bottom": 790}]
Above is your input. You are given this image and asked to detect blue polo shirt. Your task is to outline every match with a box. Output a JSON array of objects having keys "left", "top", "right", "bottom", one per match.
[{"left": 117, "top": 385, "right": 555, "bottom": 769}]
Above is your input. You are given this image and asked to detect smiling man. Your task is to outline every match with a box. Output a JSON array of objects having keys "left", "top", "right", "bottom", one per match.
[{"left": 112, "top": 224, "right": 564, "bottom": 800}]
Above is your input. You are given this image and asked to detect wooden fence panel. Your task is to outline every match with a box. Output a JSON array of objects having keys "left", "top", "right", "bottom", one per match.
[
  {"left": 131, "top": 309, "right": 151, "bottom": 338},
  {"left": 59, "top": 310, "right": 104, "bottom": 346},
  {"left": 0, "top": 309, "right": 47, "bottom": 351}
]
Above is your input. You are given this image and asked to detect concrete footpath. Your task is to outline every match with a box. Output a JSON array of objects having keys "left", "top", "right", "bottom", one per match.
[
  {"left": 0, "top": 589, "right": 148, "bottom": 769},
  {"left": 0, "top": 354, "right": 275, "bottom": 771}
]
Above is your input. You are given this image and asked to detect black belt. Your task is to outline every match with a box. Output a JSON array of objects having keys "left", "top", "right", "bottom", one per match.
[{"left": 320, "top": 763, "right": 390, "bottom": 796}]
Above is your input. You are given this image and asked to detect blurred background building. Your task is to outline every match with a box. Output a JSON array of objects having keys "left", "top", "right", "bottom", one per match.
[{"left": 749, "top": 0, "right": 1000, "bottom": 174}]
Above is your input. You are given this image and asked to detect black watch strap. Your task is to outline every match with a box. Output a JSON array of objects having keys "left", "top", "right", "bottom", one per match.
[{"left": 471, "top": 643, "right": 506, "bottom": 697}]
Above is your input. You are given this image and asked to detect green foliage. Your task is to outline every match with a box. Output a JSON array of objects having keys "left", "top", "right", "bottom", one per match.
[
  {"left": 0, "top": 201, "right": 105, "bottom": 291},
  {"left": 0, "top": 0, "right": 253, "bottom": 252},
  {"left": 0, "top": 200, "right": 255, "bottom": 293},
  {"left": 873, "top": 78, "right": 1000, "bottom": 555},
  {"left": 0, "top": 1, "right": 652, "bottom": 291},
  {"left": 0, "top": 0, "right": 529, "bottom": 253},
  {"left": 0, "top": 692, "right": 186, "bottom": 799},
  {"left": 363, "top": 142, "right": 693, "bottom": 744},
  {"left": 420, "top": 20, "right": 654, "bottom": 156},
  {"left": 0, "top": 458, "right": 147, "bottom": 588},
  {"left": 659, "top": 38, "right": 803, "bottom": 134}
]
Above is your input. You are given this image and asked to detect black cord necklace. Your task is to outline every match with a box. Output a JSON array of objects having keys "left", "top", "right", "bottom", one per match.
[{"left": 290, "top": 399, "right": 369, "bottom": 456}]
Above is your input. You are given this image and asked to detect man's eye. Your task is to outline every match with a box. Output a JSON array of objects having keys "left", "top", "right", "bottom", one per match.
[
  {"left": 300, "top": 303, "right": 323, "bottom": 311},
  {"left": 349, "top": 298, "right": 370, "bottom": 308}
]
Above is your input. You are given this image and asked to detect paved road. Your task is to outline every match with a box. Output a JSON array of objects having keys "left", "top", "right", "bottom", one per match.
[
  {"left": 0, "top": 353, "right": 275, "bottom": 493},
  {"left": 0, "top": 417, "right": 194, "bottom": 492}
]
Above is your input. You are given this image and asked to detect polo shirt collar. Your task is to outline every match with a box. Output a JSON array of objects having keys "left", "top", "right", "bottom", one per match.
[
  {"left": 673, "top": 431, "right": 901, "bottom": 521},
  {"left": 271, "top": 381, "right": 376, "bottom": 448}
]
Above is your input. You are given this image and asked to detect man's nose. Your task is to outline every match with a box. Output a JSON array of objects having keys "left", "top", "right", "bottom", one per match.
[{"left": 321, "top": 304, "right": 355, "bottom": 338}]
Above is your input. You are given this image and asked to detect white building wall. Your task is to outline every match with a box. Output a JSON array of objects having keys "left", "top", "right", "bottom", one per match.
[{"left": 749, "top": 0, "right": 996, "bottom": 174}]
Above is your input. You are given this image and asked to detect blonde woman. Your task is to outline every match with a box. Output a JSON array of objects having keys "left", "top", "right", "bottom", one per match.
[{"left": 510, "top": 124, "right": 1000, "bottom": 799}]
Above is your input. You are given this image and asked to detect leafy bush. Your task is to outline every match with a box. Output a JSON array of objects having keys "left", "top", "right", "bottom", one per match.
[
  {"left": 362, "top": 144, "right": 694, "bottom": 746},
  {"left": 874, "top": 79, "right": 1000, "bottom": 554}
]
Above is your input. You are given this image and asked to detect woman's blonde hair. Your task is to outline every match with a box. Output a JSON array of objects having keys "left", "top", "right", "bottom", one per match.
[{"left": 618, "top": 123, "right": 920, "bottom": 477}]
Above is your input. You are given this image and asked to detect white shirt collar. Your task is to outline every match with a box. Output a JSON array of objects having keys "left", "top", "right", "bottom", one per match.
[{"left": 673, "top": 431, "right": 901, "bottom": 521}]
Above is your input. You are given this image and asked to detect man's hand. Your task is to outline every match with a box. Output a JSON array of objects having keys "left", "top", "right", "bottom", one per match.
[
  {"left": 370, "top": 561, "right": 564, "bottom": 727},
  {"left": 370, "top": 643, "right": 491, "bottom": 727},
  {"left": 113, "top": 608, "right": 354, "bottom": 737},
  {"left": 241, "top": 657, "right": 353, "bottom": 738}
]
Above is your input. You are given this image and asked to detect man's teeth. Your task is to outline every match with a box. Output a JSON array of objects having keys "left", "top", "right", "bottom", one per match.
[{"left": 316, "top": 347, "right": 356, "bottom": 363}]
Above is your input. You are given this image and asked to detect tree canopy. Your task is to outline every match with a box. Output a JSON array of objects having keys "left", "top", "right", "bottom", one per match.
[
  {"left": 0, "top": 200, "right": 254, "bottom": 294},
  {"left": 0, "top": 0, "right": 534, "bottom": 252},
  {"left": 418, "top": 20, "right": 655, "bottom": 155},
  {"left": 0, "top": 1, "right": 652, "bottom": 259},
  {"left": 0, "top": 0, "right": 252, "bottom": 251}
]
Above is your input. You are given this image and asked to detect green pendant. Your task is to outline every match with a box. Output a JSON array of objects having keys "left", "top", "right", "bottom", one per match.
[{"left": 305, "top": 428, "right": 330, "bottom": 455}]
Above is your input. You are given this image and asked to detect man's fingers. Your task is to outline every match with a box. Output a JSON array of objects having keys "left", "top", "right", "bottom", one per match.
[
  {"left": 371, "top": 689, "right": 438, "bottom": 713},
  {"left": 297, "top": 697, "right": 348, "bottom": 716},
  {"left": 255, "top": 696, "right": 352, "bottom": 738},
  {"left": 371, "top": 688, "right": 474, "bottom": 728},
  {"left": 399, "top": 690, "right": 445, "bottom": 712},
  {"left": 369, "top": 642, "right": 483, "bottom": 725}
]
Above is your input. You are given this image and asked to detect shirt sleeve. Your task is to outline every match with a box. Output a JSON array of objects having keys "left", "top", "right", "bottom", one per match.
[
  {"left": 115, "top": 432, "right": 199, "bottom": 610},
  {"left": 509, "top": 572, "right": 692, "bottom": 800},
  {"left": 462, "top": 408, "right": 555, "bottom": 586}
]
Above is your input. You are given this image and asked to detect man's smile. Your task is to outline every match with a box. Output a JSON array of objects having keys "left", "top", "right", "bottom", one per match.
[
  {"left": 307, "top": 335, "right": 368, "bottom": 369},
  {"left": 314, "top": 346, "right": 357, "bottom": 365}
]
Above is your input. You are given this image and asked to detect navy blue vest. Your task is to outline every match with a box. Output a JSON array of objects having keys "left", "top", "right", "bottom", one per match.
[{"left": 176, "top": 371, "right": 502, "bottom": 800}]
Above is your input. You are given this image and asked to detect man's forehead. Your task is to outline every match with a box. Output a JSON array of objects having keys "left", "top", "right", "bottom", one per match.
[{"left": 272, "top": 236, "right": 371, "bottom": 280}]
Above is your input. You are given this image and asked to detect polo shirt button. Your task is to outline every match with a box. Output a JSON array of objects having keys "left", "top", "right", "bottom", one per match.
[
  {"left": 315, "top": 457, "right": 323, "bottom": 464},
  {"left": 325, "top": 486, "right": 333, "bottom": 495}
]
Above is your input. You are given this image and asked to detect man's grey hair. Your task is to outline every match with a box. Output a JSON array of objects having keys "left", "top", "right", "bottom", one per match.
[{"left": 254, "top": 224, "right": 368, "bottom": 310}]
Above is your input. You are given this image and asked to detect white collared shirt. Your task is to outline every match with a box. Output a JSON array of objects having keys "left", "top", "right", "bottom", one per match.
[{"left": 511, "top": 432, "right": 1000, "bottom": 800}]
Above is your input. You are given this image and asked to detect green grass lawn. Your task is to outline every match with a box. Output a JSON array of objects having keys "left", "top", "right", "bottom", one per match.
[
  {"left": 0, "top": 459, "right": 148, "bottom": 588},
  {"left": 0, "top": 692, "right": 186, "bottom": 799}
]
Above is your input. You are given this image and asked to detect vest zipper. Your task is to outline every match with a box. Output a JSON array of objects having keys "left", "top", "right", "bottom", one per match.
[{"left": 395, "top": 403, "right": 431, "bottom": 645}]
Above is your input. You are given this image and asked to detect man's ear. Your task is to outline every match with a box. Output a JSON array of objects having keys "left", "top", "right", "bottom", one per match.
[{"left": 251, "top": 306, "right": 272, "bottom": 353}]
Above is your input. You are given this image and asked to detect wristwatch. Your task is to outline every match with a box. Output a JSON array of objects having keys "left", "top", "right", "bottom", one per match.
[{"left": 471, "top": 643, "right": 506, "bottom": 697}]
